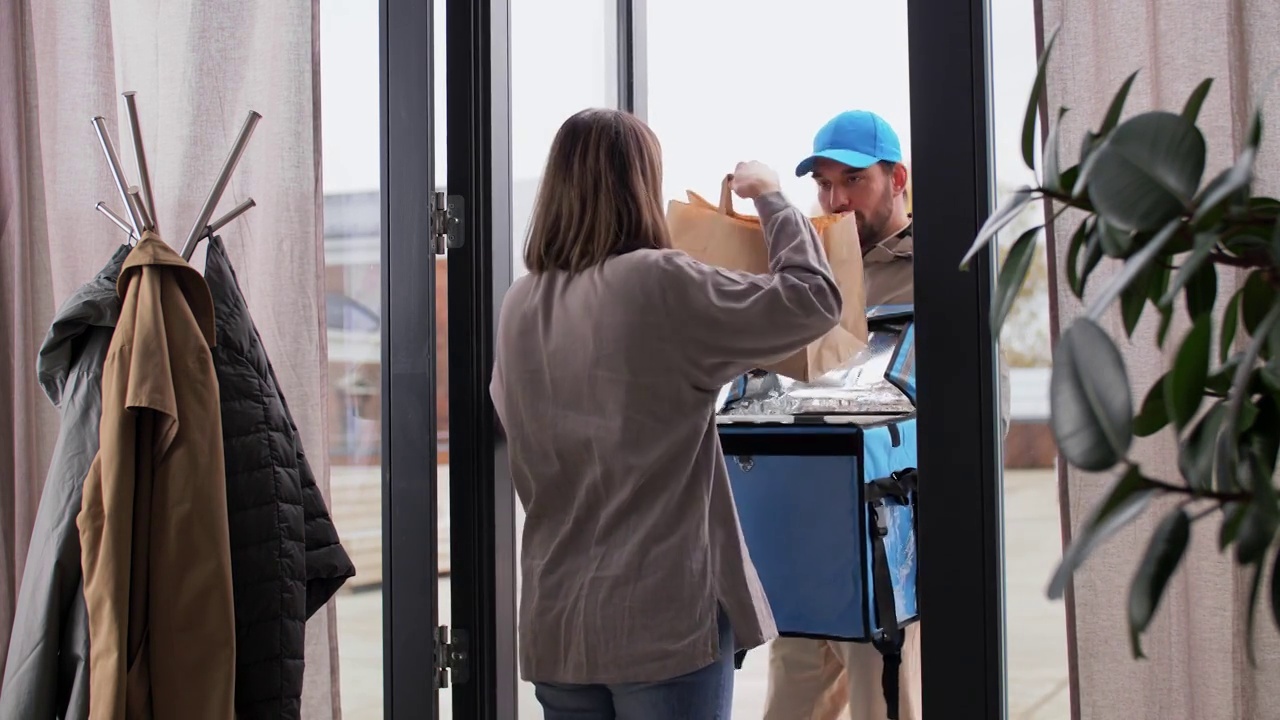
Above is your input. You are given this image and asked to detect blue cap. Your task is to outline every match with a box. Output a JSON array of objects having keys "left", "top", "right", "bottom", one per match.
[{"left": 795, "top": 110, "right": 903, "bottom": 177}]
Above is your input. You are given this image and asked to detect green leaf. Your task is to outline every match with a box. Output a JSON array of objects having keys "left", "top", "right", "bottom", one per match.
[
  {"left": 1166, "top": 230, "right": 1195, "bottom": 256},
  {"left": 1085, "top": 220, "right": 1181, "bottom": 321},
  {"left": 1264, "top": 361, "right": 1280, "bottom": 393},
  {"left": 1252, "top": 196, "right": 1280, "bottom": 213},
  {"left": 1178, "top": 402, "right": 1225, "bottom": 490},
  {"left": 1221, "top": 502, "right": 1248, "bottom": 550},
  {"left": 1241, "top": 272, "right": 1276, "bottom": 335},
  {"left": 1206, "top": 360, "right": 1240, "bottom": 395},
  {"left": 1246, "top": 560, "right": 1265, "bottom": 665},
  {"left": 1078, "top": 131, "right": 1103, "bottom": 183},
  {"left": 1023, "top": 29, "right": 1059, "bottom": 171},
  {"left": 1128, "top": 508, "right": 1191, "bottom": 658},
  {"left": 992, "top": 225, "right": 1043, "bottom": 334},
  {"left": 1271, "top": 215, "right": 1280, "bottom": 265},
  {"left": 961, "top": 188, "right": 1036, "bottom": 269},
  {"left": 1235, "top": 451, "right": 1279, "bottom": 565},
  {"left": 1050, "top": 319, "right": 1134, "bottom": 470},
  {"left": 1060, "top": 164, "right": 1082, "bottom": 196},
  {"left": 1043, "top": 109, "right": 1070, "bottom": 193},
  {"left": 1184, "top": 260, "right": 1219, "bottom": 320},
  {"left": 1233, "top": 497, "right": 1274, "bottom": 563},
  {"left": 1075, "top": 77, "right": 1147, "bottom": 194},
  {"left": 1215, "top": 304, "right": 1280, "bottom": 495},
  {"left": 1239, "top": 399, "right": 1262, "bottom": 434},
  {"left": 1133, "top": 376, "right": 1170, "bottom": 437},
  {"left": 1048, "top": 466, "right": 1154, "bottom": 599},
  {"left": 1222, "top": 234, "right": 1271, "bottom": 257},
  {"left": 1222, "top": 290, "right": 1242, "bottom": 364},
  {"left": 1100, "top": 71, "right": 1140, "bottom": 136},
  {"left": 1119, "top": 269, "right": 1151, "bottom": 337},
  {"left": 1096, "top": 216, "right": 1135, "bottom": 258},
  {"left": 1247, "top": 108, "right": 1263, "bottom": 150},
  {"left": 1192, "top": 147, "right": 1257, "bottom": 223},
  {"left": 1182, "top": 79, "right": 1214, "bottom": 124},
  {"left": 1065, "top": 218, "right": 1089, "bottom": 296},
  {"left": 1161, "top": 233, "right": 1217, "bottom": 306},
  {"left": 1147, "top": 260, "right": 1172, "bottom": 305},
  {"left": 1151, "top": 266, "right": 1175, "bottom": 348},
  {"left": 1157, "top": 309, "right": 1175, "bottom": 347},
  {"left": 1083, "top": 112, "right": 1207, "bottom": 232},
  {"left": 1165, "top": 314, "right": 1212, "bottom": 428},
  {"left": 1074, "top": 231, "right": 1105, "bottom": 299},
  {"left": 1270, "top": 543, "right": 1280, "bottom": 640},
  {"left": 1247, "top": 395, "right": 1280, "bottom": 478}
]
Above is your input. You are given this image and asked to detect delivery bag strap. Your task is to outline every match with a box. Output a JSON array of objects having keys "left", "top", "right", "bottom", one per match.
[{"left": 865, "top": 466, "right": 918, "bottom": 720}]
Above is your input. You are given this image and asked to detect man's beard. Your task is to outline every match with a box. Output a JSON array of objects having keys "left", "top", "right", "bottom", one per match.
[{"left": 856, "top": 185, "right": 896, "bottom": 248}]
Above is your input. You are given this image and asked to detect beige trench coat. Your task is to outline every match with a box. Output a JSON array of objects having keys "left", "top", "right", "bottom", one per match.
[{"left": 78, "top": 235, "right": 235, "bottom": 719}]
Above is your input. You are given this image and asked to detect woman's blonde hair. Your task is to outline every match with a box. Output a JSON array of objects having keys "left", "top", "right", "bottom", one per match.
[{"left": 523, "top": 109, "right": 671, "bottom": 274}]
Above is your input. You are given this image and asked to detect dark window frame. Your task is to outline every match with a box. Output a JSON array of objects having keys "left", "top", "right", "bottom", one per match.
[
  {"left": 908, "top": 0, "right": 1006, "bottom": 715},
  {"left": 380, "top": 0, "right": 443, "bottom": 717},
  {"left": 444, "top": 0, "right": 519, "bottom": 717}
]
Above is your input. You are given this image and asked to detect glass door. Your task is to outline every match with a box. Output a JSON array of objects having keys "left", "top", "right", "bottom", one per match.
[
  {"left": 441, "top": 1, "right": 637, "bottom": 716},
  {"left": 410, "top": 0, "right": 1015, "bottom": 717}
]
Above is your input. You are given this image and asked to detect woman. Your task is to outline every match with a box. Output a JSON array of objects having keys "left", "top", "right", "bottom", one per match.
[{"left": 490, "top": 108, "right": 842, "bottom": 719}]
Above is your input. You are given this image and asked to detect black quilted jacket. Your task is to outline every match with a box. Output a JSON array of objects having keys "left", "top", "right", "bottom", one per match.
[{"left": 204, "top": 236, "right": 356, "bottom": 720}]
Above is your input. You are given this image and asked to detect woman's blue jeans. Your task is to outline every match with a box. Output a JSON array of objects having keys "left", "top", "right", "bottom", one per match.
[{"left": 532, "top": 610, "right": 736, "bottom": 720}]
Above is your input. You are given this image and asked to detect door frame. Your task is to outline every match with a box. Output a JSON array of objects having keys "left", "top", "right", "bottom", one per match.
[
  {"left": 908, "top": 0, "right": 1007, "bottom": 714},
  {"left": 442, "top": 1, "right": 646, "bottom": 717},
  {"left": 382, "top": 0, "right": 1007, "bottom": 715},
  {"left": 380, "top": 0, "right": 444, "bottom": 717},
  {"left": 444, "top": 0, "right": 518, "bottom": 716}
]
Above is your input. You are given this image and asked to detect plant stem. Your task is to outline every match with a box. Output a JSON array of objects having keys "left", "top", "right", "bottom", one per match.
[{"left": 1138, "top": 475, "right": 1251, "bottom": 503}]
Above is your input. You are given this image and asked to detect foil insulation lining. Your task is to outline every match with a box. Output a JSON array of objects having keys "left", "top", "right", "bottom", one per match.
[{"left": 718, "top": 325, "right": 914, "bottom": 416}]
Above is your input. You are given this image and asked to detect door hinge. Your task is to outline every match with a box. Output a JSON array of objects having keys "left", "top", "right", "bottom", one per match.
[
  {"left": 434, "top": 625, "right": 470, "bottom": 688},
  {"left": 431, "top": 191, "right": 465, "bottom": 255}
]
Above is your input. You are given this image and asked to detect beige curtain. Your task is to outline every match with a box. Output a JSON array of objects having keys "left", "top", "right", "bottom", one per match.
[
  {"left": 0, "top": 1, "right": 341, "bottom": 717},
  {"left": 1037, "top": 1, "right": 1280, "bottom": 718}
]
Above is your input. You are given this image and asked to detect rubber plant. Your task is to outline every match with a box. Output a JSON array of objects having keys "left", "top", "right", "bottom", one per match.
[{"left": 963, "top": 30, "right": 1280, "bottom": 658}]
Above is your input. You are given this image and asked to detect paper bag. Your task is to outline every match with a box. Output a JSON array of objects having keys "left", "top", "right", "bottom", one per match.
[{"left": 666, "top": 176, "right": 868, "bottom": 381}]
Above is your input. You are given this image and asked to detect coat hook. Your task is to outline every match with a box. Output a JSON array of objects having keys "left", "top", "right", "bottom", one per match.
[
  {"left": 95, "top": 201, "right": 137, "bottom": 242},
  {"left": 122, "top": 92, "right": 158, "bottom": 232},
  {"left": 181, "top": 111, "right": 262, "bottom": 259},
  {"left": 91, "top": 116, "right": 143, "bottom": 236}
]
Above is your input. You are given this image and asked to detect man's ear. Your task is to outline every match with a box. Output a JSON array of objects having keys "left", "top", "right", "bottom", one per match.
[{"left": 892, "top": 163, "right": 910, "bottom": 195}]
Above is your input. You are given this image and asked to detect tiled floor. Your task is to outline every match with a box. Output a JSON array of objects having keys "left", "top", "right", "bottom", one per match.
[{"left": 335, "top": 469, "right": 1070, "bottom": 719}]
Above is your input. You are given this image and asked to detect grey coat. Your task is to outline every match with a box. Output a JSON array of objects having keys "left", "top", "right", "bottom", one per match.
[
  {"left": 0, "top": 245, "right": 131, "bottom": 720},
  {"left": 204, "top": 236, "right": 355, "bottom": 720},
  {"left": 1, "top": 239, "right": 355, "bottom": 720}
]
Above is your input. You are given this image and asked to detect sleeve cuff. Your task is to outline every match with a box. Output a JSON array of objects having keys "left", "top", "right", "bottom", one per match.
[{"left": 752, "top": 191, "right": 791, "bottom": 221}]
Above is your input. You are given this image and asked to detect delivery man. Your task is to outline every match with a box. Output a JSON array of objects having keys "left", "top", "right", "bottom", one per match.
[{"left": 763, "top": 109, "right": 1010, "bottom": 720}]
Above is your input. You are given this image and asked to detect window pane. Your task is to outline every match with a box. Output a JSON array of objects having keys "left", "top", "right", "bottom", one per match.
[
  {"left": 510, "top": 0, "right": 618, "bottom": 279},
  {"left": 990, "top": 0, "right": 1071, "bottom": 715},
  {"left": 648, "top": 2, "right": 912, "bottom": 216},
  {"left": 646, "top": 2, "right": 915, "bottom": 716},
  {"left": 508, "top": 0, "right": 619, "bottom": 715},
  {"left": 320, "top": 2, "right": 384, "bottom": 717}
]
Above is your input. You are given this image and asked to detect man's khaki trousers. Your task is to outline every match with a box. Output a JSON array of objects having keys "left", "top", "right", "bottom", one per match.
[{"left": 762, "top": 624, "right": 922, "bottom": 720}]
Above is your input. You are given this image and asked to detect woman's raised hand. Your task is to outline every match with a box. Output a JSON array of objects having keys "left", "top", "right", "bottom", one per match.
[{"left": 729, "top": 161, "right": 781, "bottom": 200}]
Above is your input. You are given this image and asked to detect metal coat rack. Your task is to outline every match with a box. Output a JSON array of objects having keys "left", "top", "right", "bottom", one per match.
[{"left": 92, "top": 91, "right": 262, "bottom": 261}]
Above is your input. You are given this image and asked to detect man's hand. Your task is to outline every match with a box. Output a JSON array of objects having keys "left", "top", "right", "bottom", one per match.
[{"left": 730, "top": 161, "right": 782, "bottom": 200}]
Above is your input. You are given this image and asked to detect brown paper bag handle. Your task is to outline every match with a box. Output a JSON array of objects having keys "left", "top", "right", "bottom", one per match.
[{"left": 718, "top": 174, "right": 737, "bottom": 217}]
